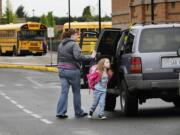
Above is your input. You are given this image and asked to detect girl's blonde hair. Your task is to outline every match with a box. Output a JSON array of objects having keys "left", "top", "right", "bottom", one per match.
[{"left": 96, "top": 58, "right": 110, "bottom": 74}]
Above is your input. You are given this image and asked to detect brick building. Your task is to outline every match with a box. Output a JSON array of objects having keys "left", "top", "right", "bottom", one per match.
[
  {"left": 0, "top": 0, "right": 2, "bottom": 18},
  {"left": 112, "top": 0, "right": 180, "bottom": 28}
]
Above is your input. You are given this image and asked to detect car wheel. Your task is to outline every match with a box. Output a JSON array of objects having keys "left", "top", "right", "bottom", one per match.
[
  {"left": 173, "top": 98, "right": 180, "bottom": 108},
  {"left": 120, "top": 79, "right": 138, "bottom": 116},
  {"left": 105, "top": 93, "right": 116, "bottom": 111}
]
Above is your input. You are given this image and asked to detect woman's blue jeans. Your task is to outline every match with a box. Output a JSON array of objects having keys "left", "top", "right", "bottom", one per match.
[{"left": 56, "top": 69, "right": 84, "bottom": 116}]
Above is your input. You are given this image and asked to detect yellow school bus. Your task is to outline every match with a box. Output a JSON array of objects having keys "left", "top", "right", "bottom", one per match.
[
  {"left": 63, "top": 22, "right": 112, "bottom": 55},
  {"left": 0, "top": 22, "right": 47, "bottom": 56}
]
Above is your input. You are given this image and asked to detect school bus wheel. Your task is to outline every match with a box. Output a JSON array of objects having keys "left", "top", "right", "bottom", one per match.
[
  {"left": 0, "top": 47, "right": 2, "bottom": 56},
  {"left": 12, "top": 46, "right": 17, "bottom": 56}
]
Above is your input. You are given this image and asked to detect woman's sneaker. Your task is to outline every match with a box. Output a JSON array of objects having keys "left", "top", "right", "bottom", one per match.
[
  {"left": 88, "top": 111, "right": 93, "bottom": 119},
  {"left": 98, "top": 115, "right": 107, "bottom": 120}
]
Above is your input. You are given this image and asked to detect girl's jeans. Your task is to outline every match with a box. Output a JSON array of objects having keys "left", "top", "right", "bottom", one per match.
[
  {"left": 90, "top": 90, "right": 106, "bottom": 116},
  {"left": 56, "top": 69, "right": 84, "bottom": 116}
]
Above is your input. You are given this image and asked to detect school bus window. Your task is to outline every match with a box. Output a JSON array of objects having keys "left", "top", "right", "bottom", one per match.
[{"left": 19, "top": 30, "right": 46, "bottom": 39}]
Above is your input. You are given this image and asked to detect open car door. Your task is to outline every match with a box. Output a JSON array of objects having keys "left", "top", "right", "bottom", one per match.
[
  {"left": 95, "top": 28, "right": 122, "bottom": 90},
  {"left": 80, "top": 29, "right": 122, "bottom": 89}
]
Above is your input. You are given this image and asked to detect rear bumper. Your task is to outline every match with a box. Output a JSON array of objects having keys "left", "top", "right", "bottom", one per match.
[{"left": 125, "top": 74, "right": 179, "bottom": 92}]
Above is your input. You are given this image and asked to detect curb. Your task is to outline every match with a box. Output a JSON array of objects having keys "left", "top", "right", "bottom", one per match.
[{"left": 0, "top": 64, "right": 58, "bottom": 73}]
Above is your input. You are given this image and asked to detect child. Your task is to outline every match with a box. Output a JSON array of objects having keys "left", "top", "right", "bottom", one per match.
[{"left": 88, "top": 58, "right": 113, "bottom": 119}]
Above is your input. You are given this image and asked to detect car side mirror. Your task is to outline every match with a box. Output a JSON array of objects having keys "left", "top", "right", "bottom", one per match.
[{"left": 177, "top": 48, "right": 180, "bottom": 56}]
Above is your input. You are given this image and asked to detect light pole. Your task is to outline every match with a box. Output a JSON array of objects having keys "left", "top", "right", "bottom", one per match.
[
  {"left": 68, "top": 0, "right": 71, "bottom": 29},
  {"left": 32, "top": 9, "right": 35, "bottom": 21},
  {"left": 99, "top": 0, "right": 101, "bottom": 33},
  {"left": 151, "top": 0, "right": 155, "bottom": 24}
]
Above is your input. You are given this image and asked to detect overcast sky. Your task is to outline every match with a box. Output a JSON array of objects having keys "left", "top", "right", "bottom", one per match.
[{"left": 2, "top": 0, "right": 112, "bottom": 17}]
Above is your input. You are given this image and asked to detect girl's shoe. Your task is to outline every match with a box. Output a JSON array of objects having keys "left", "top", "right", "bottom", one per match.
[
  {"left": 88, "top": 111, "right": 93, "bottom": 119},
  {"left": 98, "top": 115, "right": 107, "bottom": 120}
]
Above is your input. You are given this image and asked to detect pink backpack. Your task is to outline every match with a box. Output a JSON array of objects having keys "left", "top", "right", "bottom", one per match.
[{"left": 86, "top": 65, "right": 101, "bottom": 90}]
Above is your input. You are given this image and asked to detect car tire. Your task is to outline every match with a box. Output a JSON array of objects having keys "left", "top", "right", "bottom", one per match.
[
  {"left": 173, "top": 98, "right": 180, "bottom": 108},
  {"left": 105, "top": 93, "right": 116, "bottom": 111},
  {"left": 120, "top": 79, "right": 138, "bottom": 116}
]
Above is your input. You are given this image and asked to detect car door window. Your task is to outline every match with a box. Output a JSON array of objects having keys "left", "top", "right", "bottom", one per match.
[
  {"left": 124, "top": 30, "right": 136, "bottom": 53},
  {"left": 116, "top": 30, "right": 129, "bottom": 57}
]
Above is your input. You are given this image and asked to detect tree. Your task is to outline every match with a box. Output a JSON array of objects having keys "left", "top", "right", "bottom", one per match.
[
  {"left": 47, "top": 11, "right": 55, "bottom": 27},
  {"left": 4, "top": 0, "right": 16, "bottom": 23},
  {"left": 82, "top": 6, "right": 92, "bottom": 21},
  {"left": 16, "top": 5, "right": 27, "bottom": 18},
  {"left": 40, "top": 14, "right": 48, "bottom": 25}
]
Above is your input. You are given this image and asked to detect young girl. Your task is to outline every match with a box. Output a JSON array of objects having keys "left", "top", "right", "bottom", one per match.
[{"left": 88, "top": 58, "right": 113, "bottom": 119}]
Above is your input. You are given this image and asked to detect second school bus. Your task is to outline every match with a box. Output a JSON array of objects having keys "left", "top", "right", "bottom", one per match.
[
  {"left": 63, "top": 22, "right": 112, "bottom": 55},
  {"left": 0, "top": 22, "right": 47, "bottom": 56}
]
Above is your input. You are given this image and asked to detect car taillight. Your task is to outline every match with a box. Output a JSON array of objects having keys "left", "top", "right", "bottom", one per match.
[{"left": 130, "top": 57, "right": 142, "bottom": 73}]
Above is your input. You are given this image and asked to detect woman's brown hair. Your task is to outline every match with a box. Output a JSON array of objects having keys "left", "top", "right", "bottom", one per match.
[{"left": 61, "top": 29, "right": 78, "bottom": 40}]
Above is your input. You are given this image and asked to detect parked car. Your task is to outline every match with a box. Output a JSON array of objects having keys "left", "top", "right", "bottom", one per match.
[{"left": 81, "top": 24, "right": 180, "bottom": 116}]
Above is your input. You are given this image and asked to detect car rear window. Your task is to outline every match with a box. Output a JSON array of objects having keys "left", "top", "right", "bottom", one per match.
[{"left": 139, "top": 28, "right": 180, "bottom": 52}]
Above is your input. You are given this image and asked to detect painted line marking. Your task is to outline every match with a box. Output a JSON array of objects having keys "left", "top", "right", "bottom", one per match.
[
  {"left": 23, "top": 109, "right": 33, "bottom": 114},
  {"left": 31, "top": 114, "right": 42, "bottom": 119},
  {"left": 4, "top": 96, "right": 11, "bottom": 100},
  {"left": 14, "top": 84, "right": 23, "bottom": 87},
  {"left": 16, "top": 104, "right": 24, "bottom": 109},
  {"left": 10, "top": 99, "right": 18, "bottom": 105},
  {"left": 26, "top": 77, "right": 42, "bottom": 87},
  {"left": 0, "top": 92, "right": 6, "bottom": 96},
  {"left": 0, "top": 91, "right": 53, "bottom": 125},
  {"left": 40, "top": 119, "right": 53, "bottom": 124},
  {"left": 0, "top": 84, "right": 5, "bottom": 87}
]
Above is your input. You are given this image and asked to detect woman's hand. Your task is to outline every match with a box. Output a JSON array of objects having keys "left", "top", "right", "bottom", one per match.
[{"left": 91, "top": 50, "right": 97, "bottom": 59}]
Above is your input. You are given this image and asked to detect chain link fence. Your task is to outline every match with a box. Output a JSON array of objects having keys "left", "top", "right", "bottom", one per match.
[{"left": 47, "top": 40, "right": 61, "bottom": 52}]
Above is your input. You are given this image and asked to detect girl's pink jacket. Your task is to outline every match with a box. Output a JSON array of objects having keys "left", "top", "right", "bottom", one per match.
[{"left": 92, "top": 70, "right": 113, "bottom": 85}]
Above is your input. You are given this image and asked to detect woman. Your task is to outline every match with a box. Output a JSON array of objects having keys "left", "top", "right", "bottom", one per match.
[{"left": 56, "top": 29, "right": 96, "bottom": 119}]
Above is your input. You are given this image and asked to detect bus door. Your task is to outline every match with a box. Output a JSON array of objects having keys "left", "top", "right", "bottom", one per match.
[{"left": 79, "top": 31, "right": 99, "bottom": 55}]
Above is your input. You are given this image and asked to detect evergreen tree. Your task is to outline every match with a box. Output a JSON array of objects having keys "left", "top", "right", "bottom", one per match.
[
  {"left": 16, "top": 5, "right": 27, "bottom": 18},
  {"left": 5, "top": 0, "right": 16, "bottom": 23},
  {"left": 82, "top": 6, "right": 92, "bottom": 21}
]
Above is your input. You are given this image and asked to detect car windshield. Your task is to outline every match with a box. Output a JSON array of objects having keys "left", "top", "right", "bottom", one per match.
[{"left": 139, "top": 28, "right": 180, "bottom": 52}]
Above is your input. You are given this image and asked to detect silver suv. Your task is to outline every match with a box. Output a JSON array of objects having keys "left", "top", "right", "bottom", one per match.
[
  {"left": 81, "top": 24, "right": 180, "bottom": 116},
  {"left": 119, "top": 24, "right": 180, "bottom": 115}
]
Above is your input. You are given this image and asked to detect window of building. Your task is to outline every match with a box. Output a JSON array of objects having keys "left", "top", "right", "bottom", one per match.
[{"left": 171, "top": 2, "right": 176, "bottom": 8}]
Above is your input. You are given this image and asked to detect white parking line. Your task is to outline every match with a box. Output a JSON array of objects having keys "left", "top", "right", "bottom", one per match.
[
  {"left": 14, "top": 84, "right": 23, "bottom": 87},
  {"left": 40, "top": 119, "right": 53, "bottom": 125},
  {"left": 10, "top": 99, "right": 18, "bottom": 105},
  {"left": 23, "top": 109, "right": 33, "bottom": 114},
  {"left": 16, "top": 104, "right": 24, "bottom": 109},
  {"left": 31, "top": 114, "right": 42, "bottom": 119},
  {"left": 26, "top": 77, "right": 42, "bottom": 87},
  {"left": 0, "top": 84, "right": 5, "bottom": 88},
  {"left": 0, "top": 92, "right": 6, "bottom": 96},
  {"left": 4, "top": 96, "right": 11, "bottom": 100},
  {"left": 0, "top": 91, "right": 53, "bottom": 125}
]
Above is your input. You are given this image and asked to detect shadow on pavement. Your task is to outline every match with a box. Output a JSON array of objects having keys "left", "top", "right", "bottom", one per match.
[{"left": 106, "top": 107, "right": 180, "bottom": 120}]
